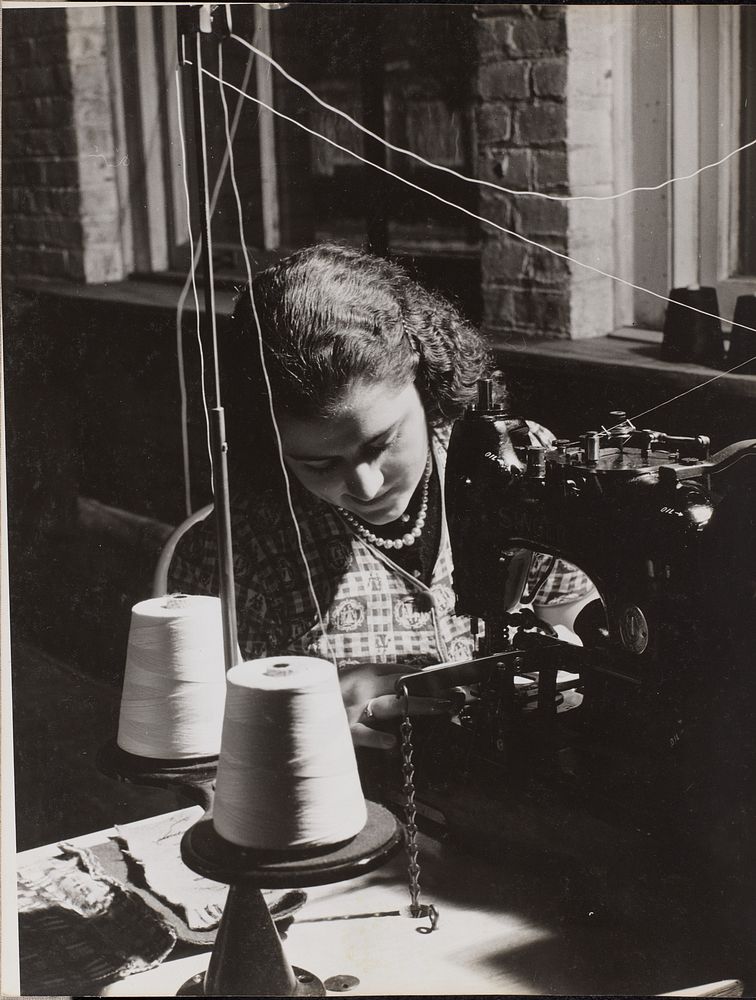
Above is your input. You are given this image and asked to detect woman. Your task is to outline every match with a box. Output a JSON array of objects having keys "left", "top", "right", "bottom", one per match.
[{"left": 169, "top": 244, "right": 591, "bottom": 749}]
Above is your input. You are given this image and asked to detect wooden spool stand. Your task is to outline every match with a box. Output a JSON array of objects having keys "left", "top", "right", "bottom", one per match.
[
  {"left": 177, "top": 801, "right": 403, "bottom": 997},
  {"left": 96, "top": 739, "right": 218, "bottom": 810}
]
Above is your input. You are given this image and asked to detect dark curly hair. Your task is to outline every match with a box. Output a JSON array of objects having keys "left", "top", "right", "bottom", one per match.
[{"left": 227, "top": 243, "right": 492, "bottom": 428}]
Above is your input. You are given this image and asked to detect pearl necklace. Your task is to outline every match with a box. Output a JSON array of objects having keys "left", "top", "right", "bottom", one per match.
[{"left": 338, "top": 454, "right": 432, "bottom": 550}]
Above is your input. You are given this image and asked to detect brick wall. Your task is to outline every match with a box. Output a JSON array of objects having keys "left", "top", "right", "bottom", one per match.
[
  {"left": 475, "top": 5, "right": 621, "bottom": 342},
  {"left": 2, "top": 8, "right": 124, "bottom": 282},
  {"left": 3, "top": 10, "right": 78, "bottom": 280},
  {"left": 475, "top": 4, "right": 571, "bottom": 343},
  {"left": 4, "top": 5, "right": 621, "bottom": 317}
]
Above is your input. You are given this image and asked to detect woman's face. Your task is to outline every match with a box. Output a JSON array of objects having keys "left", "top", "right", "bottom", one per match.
[{"left": 277, "top": 380, "right": 429, "bottom": 525}]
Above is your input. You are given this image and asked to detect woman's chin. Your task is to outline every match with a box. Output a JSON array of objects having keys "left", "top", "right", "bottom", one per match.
[{"left": 349, "top": 495, "right": 409, "bottom": 525}]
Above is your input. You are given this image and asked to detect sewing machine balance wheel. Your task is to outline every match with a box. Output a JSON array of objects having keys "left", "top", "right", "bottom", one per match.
[{"left": 177, "top": 800, "right": 403, "bottom": 997}]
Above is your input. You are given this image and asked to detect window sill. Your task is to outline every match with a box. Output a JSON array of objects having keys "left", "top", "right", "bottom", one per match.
[
  {"left": 9, "top": 278, "right": 755, "bottom": 399},
  {"left": 8, "top": 239, "right": 481, "bottom": 315},
  {"left": 9, "top": 274, "right": 238, "bottom": 317},
  {"left": 494, "top": 331, "right": 756, "bottom": 399}
]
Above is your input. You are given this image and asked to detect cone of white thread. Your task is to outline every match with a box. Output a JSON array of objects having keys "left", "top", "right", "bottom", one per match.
[
  {"left": 117, "top": 595, "right": 228, "bottom": 759},
  {"left": 212, "top": 656, "right": 367, "bottom": 850}
]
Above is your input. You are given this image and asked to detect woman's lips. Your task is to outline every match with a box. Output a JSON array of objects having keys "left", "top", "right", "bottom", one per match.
[{"left": 349, "top": 492, "right": 391, "bottom": 509}]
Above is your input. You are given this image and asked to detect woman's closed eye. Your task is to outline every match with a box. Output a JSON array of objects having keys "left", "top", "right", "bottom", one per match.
[
  {"left": 363, "top": 436, "right": 395, "bottom": 461},
  {"left": 302, "top": 458, "right": 338, "bottom": 476},
  {"left": 301, "top": 435, "right": 396, "bottom": 474}
]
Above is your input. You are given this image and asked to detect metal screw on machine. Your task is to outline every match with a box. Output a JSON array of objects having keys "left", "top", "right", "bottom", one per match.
[
  {"left": 526, "top": 446, "right": 546, "bottom": 478},
  {"left": 582, "top": 432, "right": 601, "bottom": 465},
  {"left": 608, "top": 410, "right": 631, "bottom": 435},
  {"left": 324, "top": 975, "right": 361, "bottom": 992},
  {"left": 477, "top": 377, "right": 494, "bottom": 410}
]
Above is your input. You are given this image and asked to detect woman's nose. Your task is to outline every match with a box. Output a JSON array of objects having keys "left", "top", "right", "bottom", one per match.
[{"left": 345, "top": 461, "right": 384, "bottom": 501}]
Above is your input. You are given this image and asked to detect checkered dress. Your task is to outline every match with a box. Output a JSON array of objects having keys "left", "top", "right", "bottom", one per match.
[
  {"left": 168, "top": 426, "right": 593, "bottom": 668},
  {"left": 169, "top": 429, "right": 474, "bottom": 669}
]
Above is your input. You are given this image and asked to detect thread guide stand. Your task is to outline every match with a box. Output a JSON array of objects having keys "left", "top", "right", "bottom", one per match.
[
  {"left": 96, "top": 744, "right": 401, "bottom": 995},
  {"left": 101, "top": 6, "right": 401, "bottom": 994},
  {"left": 177, "top": 801, "right": 403, "bottom": 997}
]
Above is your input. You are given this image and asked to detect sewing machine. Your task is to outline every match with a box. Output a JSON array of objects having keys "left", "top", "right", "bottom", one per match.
[{"left": 397, "top": 379, "right": 756, "bottom": 894}]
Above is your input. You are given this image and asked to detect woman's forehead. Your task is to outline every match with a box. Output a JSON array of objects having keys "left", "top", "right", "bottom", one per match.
[{"left": 277, "top": 380, "right": 420, "bottom": 459}]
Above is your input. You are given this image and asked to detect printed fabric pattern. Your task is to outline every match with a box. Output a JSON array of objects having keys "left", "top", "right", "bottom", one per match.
[{"left": 169, "top": 428, "right": 474, "bottom": 670}]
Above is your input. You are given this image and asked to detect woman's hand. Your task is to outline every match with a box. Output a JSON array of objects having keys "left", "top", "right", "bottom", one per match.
[
  {"left": 339, "top": 662, "right": 454, "bottom": 751},
  {"left": 525, "top": 420, "right": 557, "bottom": 449}
]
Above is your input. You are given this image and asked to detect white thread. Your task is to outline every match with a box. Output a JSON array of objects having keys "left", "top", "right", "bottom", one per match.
[
  {"left": 117, "top": 596, "right": 229, "bottom": 759},
  {"left": 175, "top": 67, "right": 213, "bottom": 505},
  {"left": 193, "top": 40, "right": 222, "bottom": 407},
  {"left": 216, "top": 46, "right": 336, "bottom": 665},
  {"left": 212, "top": 657, "right": 366, "bottom": 849},
  {"left": 194, "top": 63, "right": 756, "bottom": 349},
  {"left": 174, "top": 50, "right": 256, "bottom": 515},
  {"left": 230, "top": 32, "right": 756, "bottom": 206}
]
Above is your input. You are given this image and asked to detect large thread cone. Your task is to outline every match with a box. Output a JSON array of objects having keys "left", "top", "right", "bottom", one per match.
[
  {"left": 213, "top": 656, "right": 367, "bottom": 849},
  {"left": 117, "top": 595, "right": 227, "bottom": 759}
]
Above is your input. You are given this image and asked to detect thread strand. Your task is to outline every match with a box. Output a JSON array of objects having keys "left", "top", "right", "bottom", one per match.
[
  {"left": 174, "top": 48, "right": 257, "bottom": 515},
  {"left": 216, "top": 45, "right": 337, "bottom": 665},
  {"left": 230, "top": 32, "right": 756, "bottom": 206},
  {"left": 175, "top": 67, "right": 213, "bottom": 503}
]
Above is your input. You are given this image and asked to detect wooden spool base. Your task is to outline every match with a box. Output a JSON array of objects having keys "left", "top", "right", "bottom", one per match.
[
  {"left": 178, "top": 801, "right": 402, "bottom": 997},
  {"left": 96, "top": 739, "right": 217, "bottom": 809}
]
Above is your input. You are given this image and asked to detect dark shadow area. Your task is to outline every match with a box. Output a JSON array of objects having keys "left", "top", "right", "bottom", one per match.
[{"left": 11, "top": 642, "right": 187, "bottom": 851}]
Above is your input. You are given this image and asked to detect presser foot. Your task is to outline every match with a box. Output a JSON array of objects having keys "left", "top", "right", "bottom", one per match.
[{"left": 177, "top": 966, "right": 326, "bottom": 997}]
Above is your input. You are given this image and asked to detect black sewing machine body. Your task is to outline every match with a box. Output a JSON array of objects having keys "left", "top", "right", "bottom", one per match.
[
  {"left": 396, "top": 387, "right": 756, "bottom": 878},
  {"left": 449, "top": 416, "right": 754, "bottom": 743}
]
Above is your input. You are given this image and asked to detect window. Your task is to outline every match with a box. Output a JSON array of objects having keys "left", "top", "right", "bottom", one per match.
[
  {"left": 621, "top": 5, "right": 756, "bottom": 331},
  {"left": 739, "top": 10, "right": 756, "bottom": 277},
  {"left": 110, "top": 4, "right": 481, "bottom": 320}
]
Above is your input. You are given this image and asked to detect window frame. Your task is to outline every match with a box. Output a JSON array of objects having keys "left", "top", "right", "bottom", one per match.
[{"left": 617, "top": 4, "right": 756, "bottom": 335}]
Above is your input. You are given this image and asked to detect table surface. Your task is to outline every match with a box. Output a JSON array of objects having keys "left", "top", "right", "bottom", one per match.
[{"left": 15, "top": 806, "right": 741, "bottom": 997}]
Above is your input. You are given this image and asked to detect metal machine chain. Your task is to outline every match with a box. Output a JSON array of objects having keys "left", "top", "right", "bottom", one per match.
[{"left": 399, "top": 684, "right": 439, "bottom": 933}]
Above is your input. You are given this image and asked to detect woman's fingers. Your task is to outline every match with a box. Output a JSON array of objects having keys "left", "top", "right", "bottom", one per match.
[
  {"left": 349, "top": 722, "right": 398, "bottom": 750},
  {"left": 338, "top": 665, "right": 411, "bottom": 709},
  {"left": 525, "top": 419, "right": 556, "bottom": 448},
  {"left": 366, "top": 694, "right": 453, "bottom": 721},
  {"left": 339, "top": 665, "right": 457, "bottom": 753}
]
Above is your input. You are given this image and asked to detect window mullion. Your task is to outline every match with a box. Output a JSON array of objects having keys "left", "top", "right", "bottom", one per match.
[
  {"left": 134, "top": 5, "right": 169, "bottom": 271},
  {"left": 670, "top": 4, "right": 700, "bottom": 289},
  {"left": 255, "top": 6, "right": 281, "bottom": 251},
  {"left": 160, "top": 5, "right": 190, "bottom": 259}
]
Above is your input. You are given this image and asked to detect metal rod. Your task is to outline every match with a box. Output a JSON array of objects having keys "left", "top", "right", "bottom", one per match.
[
  {"left": 182, "top": 12, "right": 239, "bottom": 671},
  {"left": 189, "top": 29, "right": 221, "bottom": 406},
  {"left": 211, "top": 407, "right": 239, "bottom": 671}
]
